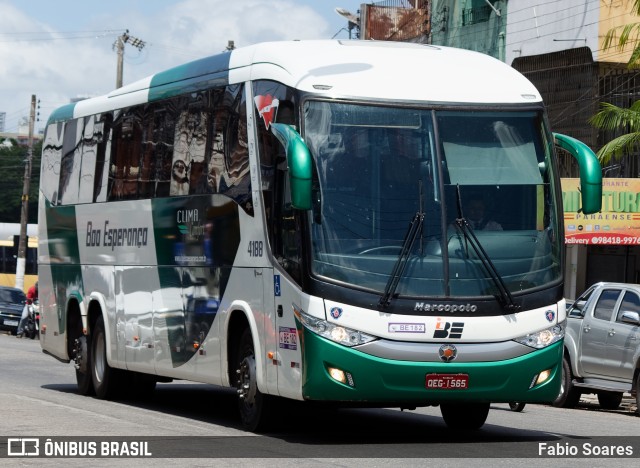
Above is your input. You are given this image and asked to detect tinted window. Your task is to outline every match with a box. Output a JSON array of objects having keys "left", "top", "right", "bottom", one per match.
[
  {"left": 254, "top": 80, "right": 300, "bottom": 282},
  {"left": 593, "top": 289, "right": 621, "bottom": 321},
  {"left": 108, "top": 108, "right": 143, "bottom": 201},
  {"left": 58, "top": 118, "right": 83, "bottom": 205},
  {"left": 568, "top": 287, "right": 595, "bottom": 317},
  {"left": 41, "top": 122, "right": 64, "bottom": 204},
  {"left": 53, "top": 84, "right": 252, "bottom": 205},
  {"left": 0, "top": 288, "right": 26, "bottom": 304},
  {"left": 617, "top": 291, "right": 640, "bottom": 322}
]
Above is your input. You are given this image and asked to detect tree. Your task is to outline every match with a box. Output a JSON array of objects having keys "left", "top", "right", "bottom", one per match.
[
  {"left": 0, "top": 140, "right": 41, "bottom": 224},
  {"left": 602, "top": 0, "right": 640, "bottom": 68},
  {"left": 589, "top": 0, "right": 640, "bottom": 164},
  {"left": 588, "top": 101, "right": 640, "bottom": 165}
]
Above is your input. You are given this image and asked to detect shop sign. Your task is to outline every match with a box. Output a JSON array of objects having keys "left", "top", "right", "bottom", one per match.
[{"left": 562, "top": 178, "right": 640, "bottom": 245}]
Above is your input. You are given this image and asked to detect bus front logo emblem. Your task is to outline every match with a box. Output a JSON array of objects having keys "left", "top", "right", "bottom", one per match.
[
  {"left": 439, "top": 344, "right": 457, "bottom": 362},
  {"left": 330, "top": 307, "right": 343, "bottom": 319},
  {"left": 433, "top": 319, "right": 464, "bottom": 339}
]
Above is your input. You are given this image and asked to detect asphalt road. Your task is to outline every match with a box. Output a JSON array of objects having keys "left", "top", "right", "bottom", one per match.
[{"left": 0, "top": 331, "right": 638, "bottom": 467}]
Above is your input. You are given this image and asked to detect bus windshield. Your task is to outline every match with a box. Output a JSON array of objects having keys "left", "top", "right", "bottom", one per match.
[{"left": 304, "top": 101, "right": 561, "bottom": 300}]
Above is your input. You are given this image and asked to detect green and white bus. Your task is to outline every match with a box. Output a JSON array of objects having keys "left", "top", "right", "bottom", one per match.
[{"left": 38, "top": 40, "right": 602, "bottom": 431}]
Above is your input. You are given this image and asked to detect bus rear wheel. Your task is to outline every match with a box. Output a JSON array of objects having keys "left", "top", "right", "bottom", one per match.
[
  {"left": 91, "top": 316, "right": 124, "bottom": 400},
  {"left": 234, "top": 328, "right": 272, "bottom": 432},
  {"left": 74, "top": 335, "right": 94, "bottom": 395},
  {"left": 440, "top": 402, "right": 490, "bottom": 430}
]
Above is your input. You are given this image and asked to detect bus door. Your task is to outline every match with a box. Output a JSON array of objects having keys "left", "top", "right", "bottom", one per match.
[
  {"left": 261, "top": 268, "right": 278, "bottom": 395},
  {"left": 266, "top": 270, "right": 303, "bottom": 400}
]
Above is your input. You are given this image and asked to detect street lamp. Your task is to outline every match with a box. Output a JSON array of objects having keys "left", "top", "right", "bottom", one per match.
[{"left": 335, "top": 7, "right": 360, "bottom": 39}]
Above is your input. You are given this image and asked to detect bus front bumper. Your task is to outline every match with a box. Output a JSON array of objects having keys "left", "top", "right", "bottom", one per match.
[{"left": 300, "top": 329, "right": 562, "bottom": 405}]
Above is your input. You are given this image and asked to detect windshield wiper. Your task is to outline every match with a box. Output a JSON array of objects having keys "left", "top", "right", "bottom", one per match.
[
  {"left": 453, "top": 186, "right": 520, "bottom": 313},
  {"left": 378, "top": 182, "right": 425, "bottom": 309}
]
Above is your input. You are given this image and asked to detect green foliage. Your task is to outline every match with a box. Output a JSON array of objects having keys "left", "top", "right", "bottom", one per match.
[
  {"left": 591, "top": 1, "right": 640, "bottom": 163},
  {"left": 602, "top": 0, "right": 640, "bottom": 67},
  {"left": 0, "top": 140, "right": 41, "bottom": 224}
]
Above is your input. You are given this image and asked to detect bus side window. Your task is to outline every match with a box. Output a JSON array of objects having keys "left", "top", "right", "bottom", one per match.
[
  {"left": 170, "top": 107, "right": 209, "bottom": 197},
  {"left": 78, "top": 115, "right": 110, "bottom": 204},
  {"left": 108, "top": 108, "right": 143, "bottom": 201},
  {"left": 92, "top": 113, "right": 111, "bottom": 203},
  {"left": 151, "top": 100, "right": 178, "bottom": 198},
  {"left": 58, "top": 118, "right": 82, "bottom": 205},
  {"left": 138, "top": 105, "right": 157, "bottom": 199},
  {"left": 253, "top": 80, "right": 301, "bottom": 282},
  {"left": 41, "top": 121, "right": 64, "bottom": 204}
]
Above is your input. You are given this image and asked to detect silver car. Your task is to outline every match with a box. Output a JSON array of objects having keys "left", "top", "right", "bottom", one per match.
[{"left": 555, "top": 282, "right": 640, "bottom": 413}]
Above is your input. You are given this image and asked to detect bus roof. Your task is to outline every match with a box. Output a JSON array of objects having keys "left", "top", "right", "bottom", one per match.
[{"left": 48, "top": 40, "right": 542, "bottom": 124}]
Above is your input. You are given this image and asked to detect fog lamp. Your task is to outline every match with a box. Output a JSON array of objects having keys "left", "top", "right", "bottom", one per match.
[
  {"left": 327, "top": 366, "right": 355, "bottom": 387},
  {"left": 328, "top": 367, "right": 346, "bottom": 384},
  {"left": 530, "top": 368, "right": 552, "bottom": 388}
]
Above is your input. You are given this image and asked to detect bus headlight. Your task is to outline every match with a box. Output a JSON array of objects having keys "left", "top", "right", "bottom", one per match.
[
  {"left": 513, "top": 321, "right": 565, "bottom": 349},
  {"left": 294, "top": 307, "right": 378, "bottom": 347}
]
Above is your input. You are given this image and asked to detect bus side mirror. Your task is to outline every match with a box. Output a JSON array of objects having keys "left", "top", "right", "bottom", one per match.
[
  {"left": 270, "top": 123, "right": 312, "bottom": 210},
  {"left": 553, "top": 133, "right": 602, "bottom": 215}
]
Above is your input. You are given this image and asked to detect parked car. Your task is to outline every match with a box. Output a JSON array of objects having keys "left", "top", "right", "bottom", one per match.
[
  {"left": 0, "top": 286, "right": 27, "bottom": 335},
  {"left": 555, "top": 282, "right": 640, "bottom": 414}
]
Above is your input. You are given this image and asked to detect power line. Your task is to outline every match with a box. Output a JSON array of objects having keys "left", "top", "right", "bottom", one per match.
[{"left": 0, "top": 31, "right": 122, "bottom": 43}]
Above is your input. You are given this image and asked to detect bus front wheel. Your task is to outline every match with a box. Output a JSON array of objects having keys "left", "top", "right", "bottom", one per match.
[
  {"left": 440, "top": 402, "right": 490, "bottom": 430},
  {"left": 234, "top": 328, "right": 272, "bottom": 432}
]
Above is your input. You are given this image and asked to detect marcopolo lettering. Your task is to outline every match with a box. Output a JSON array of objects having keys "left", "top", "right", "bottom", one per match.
[
  {"left": 85, "top": 221, "right": 149, "bottom": 250},
  {"left": 414, "top": 302, "right": 477, "bottom": 313}
]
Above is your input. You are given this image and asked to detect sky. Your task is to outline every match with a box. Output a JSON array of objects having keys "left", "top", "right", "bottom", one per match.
[{"left": 0, "top": 0, "right": 365, "bottom": 134}]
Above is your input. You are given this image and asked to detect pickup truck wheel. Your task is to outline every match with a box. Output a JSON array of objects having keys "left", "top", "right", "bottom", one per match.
[
  {"left": 553, "top": 355, "right": 581, "bottom": 408},
  {"left": 597, "top": 391, "right": 623, "bottom": 410}
]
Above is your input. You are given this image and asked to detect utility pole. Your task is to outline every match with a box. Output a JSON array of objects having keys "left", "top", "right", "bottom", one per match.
[
  {"left": 15, "top": 94, "right": 36, "bottom": 291},
  {"left": 115, "top": 30, "right": 146, "bottom": 89}
]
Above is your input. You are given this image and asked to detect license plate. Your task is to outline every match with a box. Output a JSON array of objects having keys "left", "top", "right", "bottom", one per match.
[
  {"left": 425, "top": 373, "right": 469, "bottom": 390},
  {"left": 3, "top": 319, "right": 18, "bottom": 327}
]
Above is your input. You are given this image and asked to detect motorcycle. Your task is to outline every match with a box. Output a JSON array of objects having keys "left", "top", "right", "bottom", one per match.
[{"left": 23, "top": 301, "right": 39, "bottom": 340}]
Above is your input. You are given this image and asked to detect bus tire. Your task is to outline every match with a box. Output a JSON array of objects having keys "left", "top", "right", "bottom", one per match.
[
  {"left": 440, "top": 402, "right": 489, "bottom": 430},
  {"left": 234, "top": 328, "right": 272, "bottom": 432},
  {"left": 74, "top": 335, "right": 94, "bottom": 395},
  {"left": 597, "top": 391, "right": 623, "bottom": 410},
  {"left": 91, "top": 316, "right": 123, "bottom": 400},
  {"left": 553, "top": 355, "right": 581, "bottom": 408}
]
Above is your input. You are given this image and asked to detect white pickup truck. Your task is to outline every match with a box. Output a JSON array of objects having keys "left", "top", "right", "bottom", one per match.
[{"left": 554, "top": 282, "right": 640, "bottom": 413}]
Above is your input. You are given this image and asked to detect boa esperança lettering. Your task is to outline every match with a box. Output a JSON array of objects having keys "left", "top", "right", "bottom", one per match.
[{"left": 86, "top": 221, "right": 149, "bottom": 250}]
